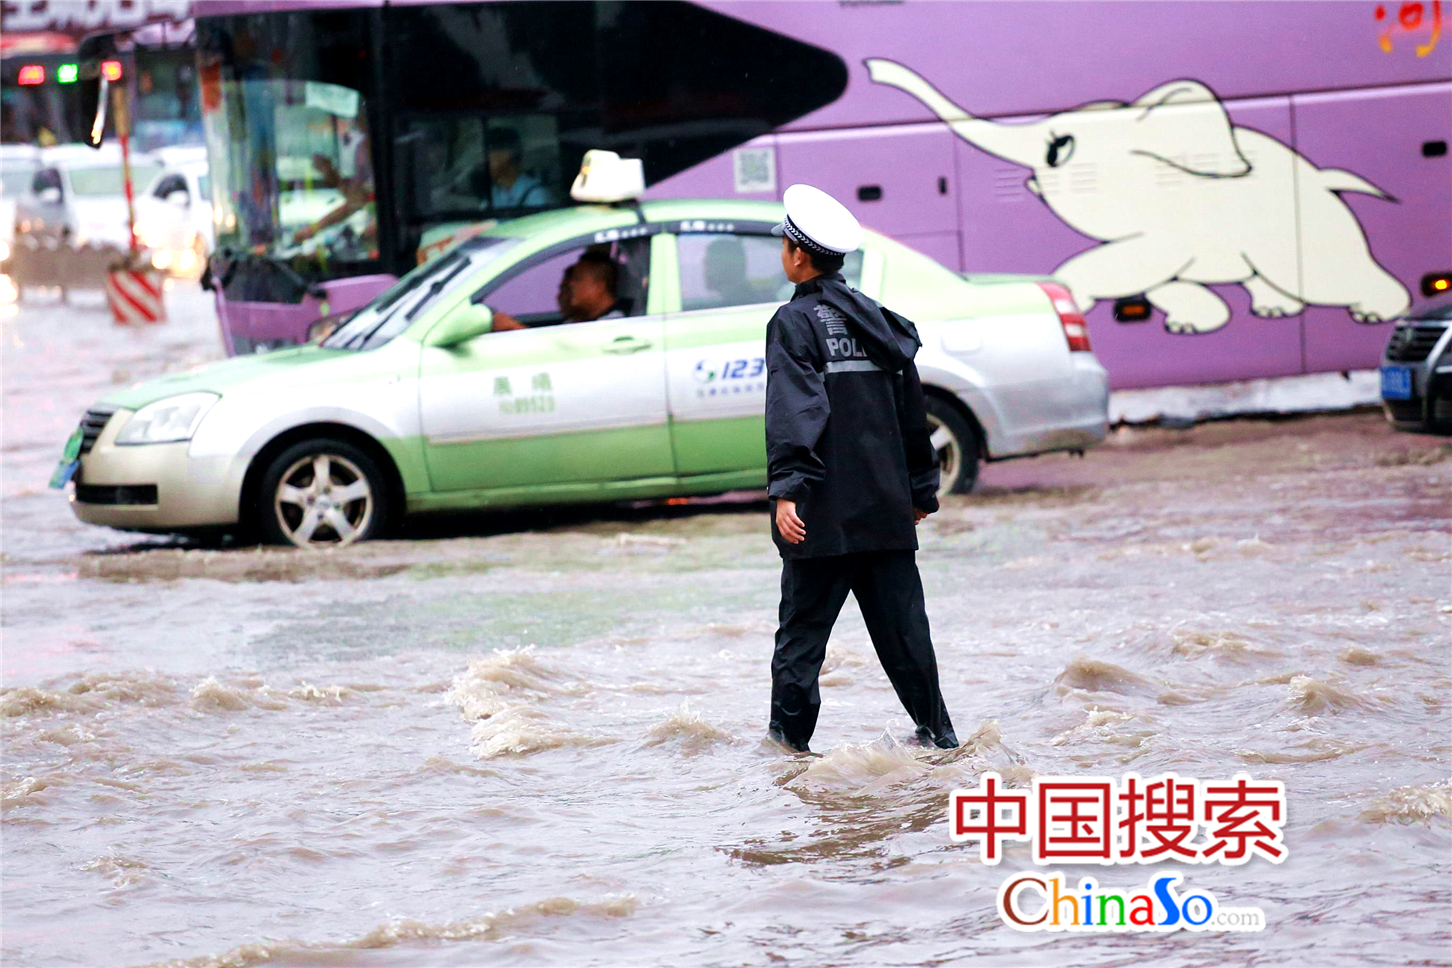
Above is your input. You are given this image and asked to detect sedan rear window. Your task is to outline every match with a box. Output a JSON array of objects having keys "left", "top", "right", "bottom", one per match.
[
  {"left": 69, "top": 164, "right": 163, "bottom": 197},
  {"left": 0, "top": 163, "right": 38, "bottom": 195}
]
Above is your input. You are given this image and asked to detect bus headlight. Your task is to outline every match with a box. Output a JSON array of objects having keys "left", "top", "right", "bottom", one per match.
[{"left": 115, "top": 392, "right": 219, "bottom": 445}]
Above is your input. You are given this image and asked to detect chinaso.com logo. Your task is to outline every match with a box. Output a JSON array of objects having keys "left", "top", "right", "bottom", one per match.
[
  {"left": 948, "top": 772, "right": 1285, "bottom": 933},
  {"left": 999, "top": 872, "right": 1265, "bottom": 933}
]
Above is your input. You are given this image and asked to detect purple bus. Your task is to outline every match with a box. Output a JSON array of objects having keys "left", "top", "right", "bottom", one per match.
[{"left": 186, "top": 0, "right": 1451, "bottom": 390}]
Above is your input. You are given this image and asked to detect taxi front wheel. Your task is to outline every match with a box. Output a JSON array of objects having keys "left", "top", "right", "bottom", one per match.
[
  {"left": 924, "top": 397, "right": 980, "bottom": 496},
  {"left": 257, "top": 438, "right": 389, "bottom": 548}
]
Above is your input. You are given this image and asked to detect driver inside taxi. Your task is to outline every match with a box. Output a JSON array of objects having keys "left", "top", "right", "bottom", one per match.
[{"left": 490, "top": 251, "right": 625, "bottom": 332}]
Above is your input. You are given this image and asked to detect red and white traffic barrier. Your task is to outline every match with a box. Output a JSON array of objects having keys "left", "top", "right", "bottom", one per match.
[{"left": 105, "top": 267, "right": 166, "bottom": 325}]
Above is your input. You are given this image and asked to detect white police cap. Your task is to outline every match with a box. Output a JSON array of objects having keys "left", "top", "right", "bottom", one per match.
[{"left": 770, "top": 183, "right": 863, "bottom": 256}]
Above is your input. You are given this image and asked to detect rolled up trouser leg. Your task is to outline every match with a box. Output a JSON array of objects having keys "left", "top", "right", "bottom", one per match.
[
  {"left": 770, "top": 556, "right": 853, "bottom": 750},
  {"left": 851, "top": 550, "right": 957, "bottom": 745}
]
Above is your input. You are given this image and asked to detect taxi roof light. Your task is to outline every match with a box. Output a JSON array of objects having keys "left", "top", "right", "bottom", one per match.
[{"left": 570, "top": 149, "right": 644, "bottom": 204}]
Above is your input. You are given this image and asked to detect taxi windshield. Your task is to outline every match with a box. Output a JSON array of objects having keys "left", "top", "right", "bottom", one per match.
[{"left": 323, "top": 237, "right": 517, "bottom": 352}]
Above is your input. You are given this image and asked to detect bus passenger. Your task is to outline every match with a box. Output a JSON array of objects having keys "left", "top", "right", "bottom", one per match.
[{"left": 292, "top": 113, "right": 376, "bottom": 247}]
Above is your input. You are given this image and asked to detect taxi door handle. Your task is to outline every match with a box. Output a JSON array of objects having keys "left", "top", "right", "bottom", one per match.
[{"left": 603, "top": 335, "right": 652, "bottom": 354}]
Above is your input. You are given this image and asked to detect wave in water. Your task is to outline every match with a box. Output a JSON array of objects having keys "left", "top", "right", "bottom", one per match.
[
  {"left": 139, "top": 894, "right": 640, "bottom": 968},
  {"left": 1050, "top": 707, "right": 1157, "bottom": 750},
  {"left": 3, "top": 671, "right": 363, "bottom": 721},
  {"left": 1284, "top": 675, "right": 1377, "bottom": 715},
  {"left": 1055, "top": 657, "right": 1155, "bottom": 695},
  {"left": 1170, "top": 628, "right": 1277, "bottom": 662},
  {"left": 444, "top": 649, "right": 613, "bottom": 759},
  {"left": 789, "top": 722, "right": 1015, "bottom": 798},
  {"left": 190, "top": 677, "right": 289, "bottom": 713},
  {"left": 643, "top": 702, "right": 737, "bottom": 752},
  {"left": 445, "top": 647, "right": 567, "bottom": 720},
  {"left": 465, "top": 704, "right": 616, "bottom": 759},
  {"left": 2, "top": 671, "right": 177, "bottom": 717},
  {"left": 1358, "top": 780, "right": 1452, "bottom": 824}
]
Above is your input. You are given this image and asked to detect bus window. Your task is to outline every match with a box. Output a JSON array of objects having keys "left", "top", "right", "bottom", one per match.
[{"left": 397, "top": 115, "right": 562, "bottom": 221}]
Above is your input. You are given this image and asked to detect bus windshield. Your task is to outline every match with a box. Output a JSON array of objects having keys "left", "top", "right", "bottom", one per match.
[
  {"left": 197, "top": 7, "right": 381, "bottom": 295},
  {"left": 205, "top": 78, "right": 374, "bottom": 265}
]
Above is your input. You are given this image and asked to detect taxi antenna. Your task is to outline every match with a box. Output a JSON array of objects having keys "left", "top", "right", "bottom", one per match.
[{"left": 611, "top": 199, "right": 647, "bottom": 224}]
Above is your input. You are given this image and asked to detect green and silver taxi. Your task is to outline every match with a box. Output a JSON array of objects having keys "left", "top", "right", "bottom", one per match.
[{"left": 54, "top": 198, "right": 1109, "bottom": 547}]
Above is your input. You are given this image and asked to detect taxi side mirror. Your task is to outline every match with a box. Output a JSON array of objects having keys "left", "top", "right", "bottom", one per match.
[{"left": 425, "top": 302, "right": 493, "bottom": 347}]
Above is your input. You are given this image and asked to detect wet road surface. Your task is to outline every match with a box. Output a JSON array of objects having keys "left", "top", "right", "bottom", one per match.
[{"left": 3, "top": 289, "right": 1449, "bottom": 966}]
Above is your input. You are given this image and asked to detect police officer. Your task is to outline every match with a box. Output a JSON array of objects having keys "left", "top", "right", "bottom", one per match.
[{"left": 764, "top": 184, "right": 959, "bottom": 754}]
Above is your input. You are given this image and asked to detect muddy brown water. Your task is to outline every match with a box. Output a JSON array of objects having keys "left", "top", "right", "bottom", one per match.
[{"left": 3, "top": 290, "right": 1449, "bottom": 966}]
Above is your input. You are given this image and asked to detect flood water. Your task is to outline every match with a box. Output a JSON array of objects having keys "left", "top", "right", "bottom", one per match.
[{"left": 3, "top": 288, "right": 1449, "bottom": 966}]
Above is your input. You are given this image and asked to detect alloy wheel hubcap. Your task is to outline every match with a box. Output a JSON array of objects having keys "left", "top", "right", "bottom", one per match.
[
  {"left": 926, "top": 415, "right": 960, "bottom": 497},
  {"left": 274, "top": 453, "right": 372, "bottom": 548}
]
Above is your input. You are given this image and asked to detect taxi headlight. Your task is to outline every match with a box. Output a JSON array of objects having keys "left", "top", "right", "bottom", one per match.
[{"left": 115, "top": 392, "right": 219, "bottom": 445}]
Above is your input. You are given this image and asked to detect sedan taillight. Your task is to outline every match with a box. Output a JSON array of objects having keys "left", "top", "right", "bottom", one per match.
[{"left": 1038, "top": 281, "right": 1092, "bottom": 352}]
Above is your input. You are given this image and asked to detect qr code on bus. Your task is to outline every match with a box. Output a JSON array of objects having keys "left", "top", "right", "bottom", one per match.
[{"left": 733, "top": 147, "right": 776, "bottom": 194}]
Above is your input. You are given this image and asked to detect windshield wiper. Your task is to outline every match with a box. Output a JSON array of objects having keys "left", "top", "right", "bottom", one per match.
[
  {"left": 403, "top": 258, "right": 471, "bottom": 322},
  {"left": 343, "top": 255, "right": 471, "bottom": 350}
]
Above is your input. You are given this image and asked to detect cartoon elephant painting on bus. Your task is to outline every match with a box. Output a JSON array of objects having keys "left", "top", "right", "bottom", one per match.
[{"left": 865, "top": 59, "right": 1411, "bottom": 334}]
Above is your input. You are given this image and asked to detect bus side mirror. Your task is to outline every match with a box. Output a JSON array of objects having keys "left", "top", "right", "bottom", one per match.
[
  {"left": 77, "top": 34, "right": 118, "bottom": 148},
  {"left": 425, "top": 303, "right": 493, "bottom": 347}
]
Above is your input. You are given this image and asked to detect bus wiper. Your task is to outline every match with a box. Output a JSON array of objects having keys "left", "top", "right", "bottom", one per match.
[
  {"left": 223, "top": 250, "right": 323, "bottom": 301},
  {"left": 254, "top": 253, "right": 315, "bottom": 294}
]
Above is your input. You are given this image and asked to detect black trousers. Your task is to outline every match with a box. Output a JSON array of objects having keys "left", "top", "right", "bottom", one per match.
[{"left": 769, "top": 549, "right": 955, "bottom": 751}]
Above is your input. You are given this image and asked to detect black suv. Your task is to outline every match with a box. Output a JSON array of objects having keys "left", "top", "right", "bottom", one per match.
[{"left": 1381, "top": 297, "right": 1452, "bottom": 435}]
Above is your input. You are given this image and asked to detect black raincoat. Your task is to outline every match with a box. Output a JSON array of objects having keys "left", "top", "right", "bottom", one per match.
[{"left": 765, "top": 273, "right": 940, "bottom": 559}]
